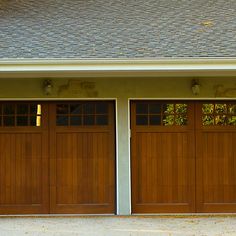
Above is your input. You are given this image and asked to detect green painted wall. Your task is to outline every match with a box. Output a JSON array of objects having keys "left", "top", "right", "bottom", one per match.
[
  {"left": 0, "top": 77, "right": 235, "bottom": 98},
  {"left": 0, "top": 76, "right": 235, "bottom": 215}
]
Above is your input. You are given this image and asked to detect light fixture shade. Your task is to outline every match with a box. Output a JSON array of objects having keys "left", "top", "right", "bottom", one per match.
[
  {"left": 43, "top": 79, "right": 53, "bottom": 95},
  {"left": 191, "top": 80, "right": 200, "bottom": 95}
]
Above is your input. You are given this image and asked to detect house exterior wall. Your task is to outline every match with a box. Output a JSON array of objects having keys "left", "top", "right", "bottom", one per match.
[{"left": 0, "top": 76, "right": 235, "bottom": 215}]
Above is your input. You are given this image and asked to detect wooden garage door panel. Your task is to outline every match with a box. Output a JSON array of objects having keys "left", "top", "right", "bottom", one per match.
[
  {"left": 196, "top": 131, "right": 236, "bottom": 212},
  {"left": 49, "top": 102, "right": 115, "bottom": 214},
  {"left": 54, "top": 132, "right": 111, "bottom": 205},
  {"left": 0, "top": 133, "right": 42, "bottom": 205},
  {"left": 131, "top": 101, "right": 195, "bottom": 213},
  {"left": 196, "top": 102, "right": 236, "bottom": 212},
  {"left": 136, "top": 132, "right": 191, "bottom": 203},
  {"left": 133, "top": 132, "right": 195, "bottom": 213},
  {"left": 0, "top": 103, "right": 49, "bottom": 214}
]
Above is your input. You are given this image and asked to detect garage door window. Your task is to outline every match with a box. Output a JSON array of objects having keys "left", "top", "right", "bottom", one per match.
[
  {"left": 202, "top": 103, "right": 236, "bottom": 126},
  {"left": 0, "top": 103, "right": 41, "bottom": 127},
  {"left": 56, "top": 102, "right": 109, "bottom": 126},
  {"left": 136, "top": 102, "right": 188, "bottom": 126}
]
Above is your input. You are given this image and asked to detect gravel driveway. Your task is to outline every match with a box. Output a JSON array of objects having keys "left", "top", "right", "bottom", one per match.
[{"left": 0, "top": 216, "right": 236, "bottom": 236}]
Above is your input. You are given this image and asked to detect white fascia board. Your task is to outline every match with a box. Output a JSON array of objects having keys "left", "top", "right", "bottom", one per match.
[{"left": 0, "top": 58, "right": 236, "bottom": 72}]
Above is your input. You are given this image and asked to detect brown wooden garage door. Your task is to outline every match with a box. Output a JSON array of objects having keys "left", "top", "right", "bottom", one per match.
[
  {"left": 0, "top": 101, "right": 115, "bottom": 214},
  {"left": 131, "top": 101, "right": 236, "bottom": 213}
]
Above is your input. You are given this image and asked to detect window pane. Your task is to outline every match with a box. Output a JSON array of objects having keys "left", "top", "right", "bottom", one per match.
[
  {"left": 17, "top": 116, "right": 28, "bottom": 126},
  {"left": 163, "top": 104, "right": 174, "bottom": 114},
  {"left": 30, "top": 104, "right": 37, "bottom": 114},
  {"left": 228, "top": 104, "right": 236, "bottom": 114},
  {"left": 136, "top": 115, "right": 148, "bottom": 125},
  {"left": 163, "top": 115, "right": 174, "bottom": 125},
  {"left": 215, "top": 115, "right": 227, "bottom": 125},
  {"left": 136, "top": 103, "right": 148, "bottom": 114},
  {"left": 84, "top": 103, "right": 95, "bottom": 114},
  {"left": 96, "top": 115, "right": 108, "bottom": 125},
  {"left": 202, "top": 104, "right": 214, "bottom": 114},
  {"left": 149, "top": 115, "right": 161, "bottom": 125},
  {"left": 36, "top": 116, "right": 41, "bottom": 127},
  {"left": 3, "top": 104, "right": 15, "bottom": 115},
  {"left": 215, "top": 104, "right": 227, "bottom": 114},
  {"left": 96, "top": 103, "right": 108, "bottom": 114},
  {"left": 228, "top": 116, "right": 236, "bottom": 125},
  {"left": 30, "top": 104, "right": 41, "bottom": 115},
  {"left": 70, "top": 116, "right": 82, "bottom": 126},
  {"left": 84, "top": 115, "right": 95, "bottom": 125},
  {"left": 202, "top": 115, "right": 214, "bottom": 125},
  {"left": 57, "top": 104, "right": 69, "bottom": 114},
  {"left": 175, "top": 115, "right": 187, "bottom": 125},
  {"left": 70, "top": 104, "right": 82, "bottom": 114},
  {"left": 30, "top": 116, "right": 41, "bottom": 126},
  {"left": 176, "top": 104, "right": 187, "bottom": 113},
  {"left": 149, "top": 104, "right": 161, "bottom": 114},
  {"left": 17, "top": 104, "right": 28, "bottom": 114},
  {"left": 30, "top": 116, "right": 36, "bottom": 126},
  {"left": 3, "top": 116, "right": 15, "bottom": 126},
  {"left": 57, "top": 116, "right": 68, "bottom": 126}
]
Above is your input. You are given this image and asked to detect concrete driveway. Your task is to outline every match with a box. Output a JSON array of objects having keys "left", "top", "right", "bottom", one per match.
[{"left": 0, "top": 216, "right": 236, "bottom": 236}]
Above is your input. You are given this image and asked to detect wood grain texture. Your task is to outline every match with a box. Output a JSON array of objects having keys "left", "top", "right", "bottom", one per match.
[
  {"left": 131, "top": 101, "right": 195, "bottom": 213},
  {"left": 0, "top": 103, "right": 49, "bottom": 214},
  {"left": 196, "top": 102, "right": 236, "bottom": 213},
  {"left": 0, "top": 101, "right": 115, "bottom": 215},
  {"left": 132, "top": 101, "right": 236, "bottom": 213},
  {"left": 49, "top": 102, "right": 115, "bottom": 214}
]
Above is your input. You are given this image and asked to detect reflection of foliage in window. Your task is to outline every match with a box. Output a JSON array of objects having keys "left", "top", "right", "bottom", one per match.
[
  {"left": 163, "top": 104, "right": 187, "bottom": 126},
  {"left": 215, "top": 115, "right": 227, "bottom": 125},
  {"left": 203, "top": 115, "right": 214, "bottom": 125},
  {"left": 163, "top": 114, "right": 174, "bottom": 125},
  {"left": 164, "top": 104, "right": 174, "bottom": 114},
  {"left": 176, "top": 104, "right": 187, "bottom": 114},
  {"left": 202, "top": 103, "right": 236, "bottom": 126},
  {"left": 229, "top": 116, "right": 236, "bottom": 125},
  {"left": 175, "top": 115, "right": 187, "bottom": 125},
  {"left": 202, "top": 104, "right": 214, "bottom": 114},
  {"left": 229, "top": 104, "right": 236, "bottom": 114},
  {"left": 215, "top": 104, "right": 227, "bottom": 113}
]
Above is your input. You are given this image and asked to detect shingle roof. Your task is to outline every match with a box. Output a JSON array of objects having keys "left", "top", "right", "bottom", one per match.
[{"left": 0, "top": 0, "right": 236, "bottom": 59}]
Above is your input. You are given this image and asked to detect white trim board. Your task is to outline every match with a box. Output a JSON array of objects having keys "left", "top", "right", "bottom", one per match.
[{"left": 1, "top": 59, "right": 236, "bottom": 73}]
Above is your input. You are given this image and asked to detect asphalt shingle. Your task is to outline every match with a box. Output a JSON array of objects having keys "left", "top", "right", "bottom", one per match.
[{"left": 0, "top": 0, "right": 236, "bottom": 58}]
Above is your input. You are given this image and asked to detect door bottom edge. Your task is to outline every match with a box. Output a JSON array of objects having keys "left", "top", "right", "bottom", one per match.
[{"left": 0, "top": 214, "right": 116, "bottom": 218}]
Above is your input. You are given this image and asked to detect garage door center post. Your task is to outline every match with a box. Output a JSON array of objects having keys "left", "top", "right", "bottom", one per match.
[{"left": 116, "top": 98, "right": 131, "bottom": 215}]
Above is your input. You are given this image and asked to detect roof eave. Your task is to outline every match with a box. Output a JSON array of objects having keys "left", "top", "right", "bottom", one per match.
[{"left": 0, "top": 58, "right": 236, "bottom": 77}]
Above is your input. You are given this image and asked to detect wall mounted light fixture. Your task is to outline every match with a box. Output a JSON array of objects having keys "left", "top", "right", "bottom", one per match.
[
  {"left": 43, "top": 79, "right": 53, "bottom": 95},
  {"left": 191, "top": 79, "right": 200, "bottom": 95}
]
